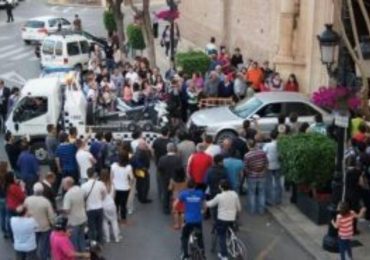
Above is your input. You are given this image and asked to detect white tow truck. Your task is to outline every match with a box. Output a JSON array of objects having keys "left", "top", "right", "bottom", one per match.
[{"left": 5, "top": 71, "right": 167, "bottom": 163}]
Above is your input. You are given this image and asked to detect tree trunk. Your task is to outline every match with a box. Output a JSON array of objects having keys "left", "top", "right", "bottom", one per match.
[
  {"left": 113, "top": 0, "right": 125, "bottom": 53},
  {"left": 142, "top": 0, "right": 156, "bottom": 67}
]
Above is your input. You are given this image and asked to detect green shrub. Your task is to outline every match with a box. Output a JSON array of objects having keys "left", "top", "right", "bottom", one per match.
[
  {"left": 103, "top": 10, "right": 116, "bottom": 33},
  {"left": 277, "top": 133, "right": 336, "bottom": 188},
  {"left": 176, "top": 51, "right": 211, "bottom": 76},
  {"left": 127, "top": 24, "right": 146, "bottom": 50}
]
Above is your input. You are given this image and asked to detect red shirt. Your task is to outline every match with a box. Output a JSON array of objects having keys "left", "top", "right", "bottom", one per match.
[
  {"left": 188, "top": 152, "right": 213, "bottom": 184},
  {"left": 284, "top": 82, "right": 299, "bottom": 92},
  {"left": 6, "top": 183, "right": 25, "bottom": 211},
  {"left": 353, "top": 132, "right": 366, "bottom": 143}
]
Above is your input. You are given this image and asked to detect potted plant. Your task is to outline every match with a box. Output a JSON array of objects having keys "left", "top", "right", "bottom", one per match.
[{"left": 278, "top": 133, "right": 337, "bottom": 224}]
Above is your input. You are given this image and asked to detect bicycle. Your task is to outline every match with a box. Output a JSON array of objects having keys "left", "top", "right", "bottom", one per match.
[
  {"left": 211, "top": 223, "right": 248, "bottom": 260},
  {"left": 186, "top": 228, "right": 206, "bottom": 260}
]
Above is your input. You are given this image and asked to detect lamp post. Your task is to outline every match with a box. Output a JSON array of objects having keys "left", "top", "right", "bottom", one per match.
[{"left": 317, "top": 24, "right": 345, "bottom": 253}]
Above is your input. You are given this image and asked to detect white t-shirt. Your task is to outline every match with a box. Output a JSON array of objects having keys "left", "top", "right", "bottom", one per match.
[
  {"left": 263, "top": 140, "right": 280, "bottom": 170},
  {"left": 63, "top": 186, "right": 87, "bottom": 226},
  {"left": 111, "top": 163, "right": 134, "bottom": 191},
  {"left": 11, "top": 217, "right": 38, "bottom": 252},
  {"left": 205, "top": 144, "right": 222, "bottom": 158},
  {"left": 205, "top": 43, "right": 217, "bottom": 54},
  {"left": 125, "top": 71, "right": 139, "bottom": 84},
  {"left": 76, "top": 149, "right": 94, "bottom": 180},
  {"left": 81, "top": 179, "right": 107, "bottom": 211},
  {"left": 206, "top": 191, "right": 241, "bottom": 221}
]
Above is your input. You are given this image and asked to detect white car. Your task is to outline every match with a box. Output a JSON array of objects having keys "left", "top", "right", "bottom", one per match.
[
  {"left": 0, "top": 0, "right": 18, "bottom": 7},
  {"left": 21, "top": 16, "right": 72, "bottom": 44},
  {"left": 40, "top": 32, "right": 90, "bottom": 71}
]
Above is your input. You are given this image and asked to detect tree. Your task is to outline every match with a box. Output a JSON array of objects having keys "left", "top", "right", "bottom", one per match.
[
  {"left": 128, "top": 0, "right": 156, "bottom": 67},
  {"left": 334, "top": 0, "right": 370, "bottom": 117},
  {"left": 106, "top": 0, "right": 125, "bottom": 53}
]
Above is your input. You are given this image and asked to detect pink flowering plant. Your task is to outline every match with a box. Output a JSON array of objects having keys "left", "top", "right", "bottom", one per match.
[{"left": 312, "top": 86, "right": 361, "bottom": 111}]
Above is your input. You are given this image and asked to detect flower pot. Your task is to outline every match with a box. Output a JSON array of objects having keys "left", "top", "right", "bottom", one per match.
[{"left": 296, "top": 192, "right": 331, "bottom": 225}]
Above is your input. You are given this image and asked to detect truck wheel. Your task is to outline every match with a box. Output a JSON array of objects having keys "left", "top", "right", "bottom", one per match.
[
  {"left": 143, "top": 123, "right": 153, "bottom": 132},
  {"left": 31, "top": 142, "right": 48, "bottom": 165},
  {"left": 127, "top": 123, "right": 138, "bottom": 132}
]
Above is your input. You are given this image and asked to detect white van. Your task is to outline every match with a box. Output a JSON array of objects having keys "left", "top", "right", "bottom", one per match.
[{"left": 41, "top": 33, "right": 90, "bottom": 71}]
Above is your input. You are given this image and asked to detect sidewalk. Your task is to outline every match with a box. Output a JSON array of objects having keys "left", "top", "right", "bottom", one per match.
[{"left": 267, "top": 192, "right": 370, "bottom": 260}]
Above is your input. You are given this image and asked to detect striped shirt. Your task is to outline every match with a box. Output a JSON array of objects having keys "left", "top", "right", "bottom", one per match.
[
  {"left": 337, "top": 212, "right": 355, "bottom": 239},
  {"left": 244, "top": 148, "right": 267, "bottom": 178}
]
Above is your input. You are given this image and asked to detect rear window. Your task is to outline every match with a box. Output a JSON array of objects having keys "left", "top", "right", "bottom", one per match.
[
  {"left": 55, "top": 41, "right": 63, "bottom": 56},
  {"left": 67, "top": 42, "right": 80, "bottom": 56},
  {"left": 42, "top": 40, "right": 55, "bottom": 55},
  {"left": 80, "top": 41, "right": 90, "bottom": 54},
  {"left": 26, "top": 20, "right": 45, "bottom": 28}
]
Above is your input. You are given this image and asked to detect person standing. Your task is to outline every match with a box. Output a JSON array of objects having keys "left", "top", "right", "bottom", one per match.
[
  {"left": 131, "top": 140, "right": 152, "bottom": 204},
  {"left": 55, "top": 132, "right": 79, "bottom": 184},
  {"left": 100, "top": 169, "right": 120, "bottom": 243},
  {"left": 5, "top": 0, "right": 14, "bottom": 23},
  {"left": 0, "top": 162, "right": 9, "bottom": 239},
  {"left": 45, "top": 124, "right": 59, "bottom": 174},
  {"left": 206, "top": 180, "right": 241, "bottom": 260},
  {"left": 244, "top": 139, "right": 268, "bottom": 214},
  {"left": 176, "top": 131, "right": 196, "bottom": 171},
  {"left": 24, "top": 183, "right": 55, "bottom": 260},
  {"left": 10, "top": 206, "right": 38, "bottom": 260},
  {"left": 41, "top": 172, "right": 57, "bottom": 210},
  {"left": 263, "top": 130, "right": 282, "bottom": 206},
  {"left": 0, "top": 80, "right": 10, "bottom": 122},
  {"left": 76, "top": 139, "right": 96, "bottom": 184},
  {"left": 17, "top": 142, "right": 39, "bottom": 195},
  {"left": 307, "top": 114, "right": 327, "bottom": 135},
  {"left": 111, "top": 152, "right": 134, "bottom": 223},
  {"left": 223, "top": 151, "right": 244, "bottom": 192},
  {"left": 187, "top": 143, "right": 213, "bottom": 190},
  {"left": 157, "top": 143, "right": 183, "bottom": 215},
  {"left": 81, "top": 168, "right": 106, "bottom": 244},
  {"left": 73, "top": 14, "right": 82, "bottom": 31},
  {"left": 62, "top": 177, "right": 87, "bottom": 252},
  {"left": 4, "top": 131, "right": 21, "bottom": 176}
]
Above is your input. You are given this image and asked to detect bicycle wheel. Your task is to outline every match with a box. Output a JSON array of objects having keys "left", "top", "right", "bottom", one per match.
[{"left": 227, "top": 237, "right": 248, "bottom": 260}]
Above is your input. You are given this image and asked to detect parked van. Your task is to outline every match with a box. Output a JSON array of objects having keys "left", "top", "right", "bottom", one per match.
[{"left": 40, "top": 32, "right": 90, "bottom": 71}]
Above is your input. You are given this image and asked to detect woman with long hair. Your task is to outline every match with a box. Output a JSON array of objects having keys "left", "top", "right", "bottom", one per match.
[
  {"left": 284, "top": 73, "right": 299, "bottom": 92},
  {"left": 111, "top": 151, "right": 134, "bottom": 223},
  {"left": 100, "top": 169, "right": 120, "bottom": 243}
]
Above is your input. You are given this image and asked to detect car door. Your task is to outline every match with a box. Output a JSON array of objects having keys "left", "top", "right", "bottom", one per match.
[
  {"left": 41, "top": 39, "right": 56, "bottom": 68},
  {"left": 254, "top": 103, "right": 283, "bottom": 134},
  {"left": 79, "top": 40, "right": 90, "bottom": 69},
  {"left": 66, "top": 41, "right": 82, "bottom": 68},
  {"left": 284, "top": 102, "right": 320, "bottom": 125},
  {"left": 47, "top": 18, "right": 60, "bottom": 33}
]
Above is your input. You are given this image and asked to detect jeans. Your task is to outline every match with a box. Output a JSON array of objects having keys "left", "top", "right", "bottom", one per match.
[
  {"left": 266, "top": 170, "right": 282, "bottom": 205},
  {"left": 87, "top": 208, "right": 104, "bottom": 244},
  {"left": 103, "top": 204, "right": 120, "bottom": 242},
  {"left": 6, "top": 209, "right": 16, "bottom": 241},
  {"left": 137, "top": 172, "right": 150, "bottom": 203},
  {"left": 15, "top": 250, "right": 37, "bottom": 260},
  {"left": 0, "top": 198, "right": 7, "bottom": 236},
  {"left": 216, "top": 220, "right": 234, "bottom": 257},
  {"left": 36, "top": 230, "right": 51, "bottom": 260},
  {"left": 127, "top": 178, "right": 136, "bottom": 213},
  {"left": 22, "top": 175, "right": 39, "bottom": 195},
  {"left": 160, "top": 177, "right": 171, "bottom": 213},
  {"left": 70, "top": 223, "right": 86, "bottom": 252},
  {"left": 247, "top": 177, "right": 266, "bottom": 214},
  {"left": 114, "top": 190, "right": 130, "bottom": 220},
  {"left": 181, "top": 222, "right": 204, "bottom": 257},
  {"left": 338, "top": 238, "right": 352, "bottom": 260}
]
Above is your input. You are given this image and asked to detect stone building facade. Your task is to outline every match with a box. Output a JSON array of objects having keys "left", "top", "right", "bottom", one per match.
[{"left": 179, "top": 0, "right": 338, "bottom": 94}]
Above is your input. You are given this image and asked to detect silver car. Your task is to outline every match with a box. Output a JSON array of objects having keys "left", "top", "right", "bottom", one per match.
[{"left": 187, "top": 92, "right": 333, "bottom": 143}]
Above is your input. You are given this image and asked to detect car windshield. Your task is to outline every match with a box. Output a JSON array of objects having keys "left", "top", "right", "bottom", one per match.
[
  {"left": 26, "top": 20, "right": 45, "bottom": 28},
  {"left": 230, "top": 97, "right": 263, "bottom": 118}
]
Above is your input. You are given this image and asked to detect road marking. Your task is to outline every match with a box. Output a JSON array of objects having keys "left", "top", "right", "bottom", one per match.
[
  {"left": 63, "top": 7, "right": 74, "bottom": 14},
  {"left": 0, "top": 48, "right": 29, "bottom": 60},
  {"left": 10, "top": 51, "right": 34, "bottom": 61},
  {"left": 0, "top": 45, "right": 15, "bottom": 53}
]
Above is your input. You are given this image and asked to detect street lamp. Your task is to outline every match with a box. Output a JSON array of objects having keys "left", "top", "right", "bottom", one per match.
[
  {"left": 317, "top": 24, "right": 341, "bottom": 78},
  {"left": 317, "top": 24, "right": 343, "bottom": 253}
]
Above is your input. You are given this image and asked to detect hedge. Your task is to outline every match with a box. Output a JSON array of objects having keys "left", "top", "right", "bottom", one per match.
[
  {"left": 127, "top": 24, "right": 146, "bottom": 50},
  {"left": 175, "top": 51, "right": 211, "bottom": 76},
  {"left": 103, "top": 10, "right": 116, "bottom": 33}
]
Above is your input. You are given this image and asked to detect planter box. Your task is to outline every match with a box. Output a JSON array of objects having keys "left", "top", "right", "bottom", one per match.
[{"left": 296, "top": 192, "right": 331, "bottom": 225}]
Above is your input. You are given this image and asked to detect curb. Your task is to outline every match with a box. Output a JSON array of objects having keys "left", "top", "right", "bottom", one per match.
[
  {"left": 47, "top": 1, "right": 102, "bottom": 8},
  {"left": 267, "top": 206, "right": 333, "bottom": 260}
]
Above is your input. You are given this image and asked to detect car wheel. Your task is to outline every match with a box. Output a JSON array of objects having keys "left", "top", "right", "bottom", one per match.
[
  {"left": 30, "top": 142, "right": 48, "bottom": 164},
  {"left": 127, "top": 123, "right": 138, "bottom": 132},
  {"left": 24, "top": 40, "right": 31, "bottom": 45},
  {"left": 143, "top": 123, "right": 153, "bottom": 132},
  {"left": 216, "top": 130, "right": 237, "bottom": 144}
]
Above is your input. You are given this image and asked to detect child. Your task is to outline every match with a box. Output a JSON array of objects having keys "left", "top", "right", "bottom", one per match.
[
  {"left": 332, "top": 202, "right": 366, "bottom": 260},
  {"left": 169, "top": 168, "right": 187, "bottom": 230}
]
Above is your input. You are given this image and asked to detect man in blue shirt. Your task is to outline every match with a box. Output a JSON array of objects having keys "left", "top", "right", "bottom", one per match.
[
  {"left": 55, "top": 133, "right": 79, "bottom": 184},
  {"left": 176, "top": 180, "right": 205, "bottom": 260},
  {"left": 17, "top": 142, "right": 39, "bottom": 195},
  {"left": 223, "top": 152, "right": 244, "bottom": 192}
]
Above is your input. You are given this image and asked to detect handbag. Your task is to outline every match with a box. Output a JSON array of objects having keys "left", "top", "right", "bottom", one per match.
[{"left": 134, "top": 169, "right": 146, "bottom": 178}]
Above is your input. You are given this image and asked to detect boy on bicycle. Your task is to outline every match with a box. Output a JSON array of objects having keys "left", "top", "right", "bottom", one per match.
[
  {"left": 176, "top": 179, "right": 206, "bottom": 260},
  {"left": 206, "top": 180, "right": 241, "bottom": 260}
]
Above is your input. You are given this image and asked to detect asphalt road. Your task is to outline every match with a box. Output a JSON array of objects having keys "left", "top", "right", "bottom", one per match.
[{"left": 0, "top": 1, "right": 315, "bottom": 259}]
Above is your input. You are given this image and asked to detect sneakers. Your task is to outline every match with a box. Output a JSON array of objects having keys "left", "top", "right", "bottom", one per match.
[{"left": 217, "top": 253, "right": 228, "bottom": 260}]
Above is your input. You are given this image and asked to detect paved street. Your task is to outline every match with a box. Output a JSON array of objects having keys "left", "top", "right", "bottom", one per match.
[{"left": 0, "top": 1, "right": 316, "bottom": 259}]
